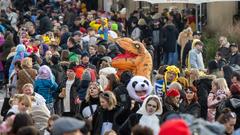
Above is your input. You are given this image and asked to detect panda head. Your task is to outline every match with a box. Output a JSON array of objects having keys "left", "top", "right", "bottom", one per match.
[{"left": 127, "top": 76, "right": 153, "bottom": 102}]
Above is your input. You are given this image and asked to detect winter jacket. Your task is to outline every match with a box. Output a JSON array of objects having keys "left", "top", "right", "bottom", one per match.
[
  {"left": 58, "top": 78, "right": 81, "bottom": 115},
  {"left": 17, "top": 68, "right": 37, "bottom": 93},
  {"left": 92, "top": 106, "right": 123, "bottom": 135},
  {"left": 229, "top": 52, "right": 240, "bottom": 66},
  {"left": 68, "top": 45, "right": 82, "bottom": 55},
  {"left": 50, "top": 64, "right": 66, "bottom": 85},
  {"left": 34, "top": 79, "right": 58, "bottom": 104},
  {"left": 193, "top": 75, "right": 216, "bottom": 119},
  {"left": 189, "top": 48, "right": 205, "bottom": 70},
  {"left": 38, "top": 14, "right": 53, "bottom": 34},
  {"left": 119, "top": 113, "right": 161, "bottom": 135},
  {"left": 79, "top": 97, "right": 99, "bottom": 119},
  {"left": 179, "top": 101, "right": 201, "bottom": 118},
  {"left": 162, "top": 23, "right": 178, "bottom": 52},
  {"left": 182, "top": 40, "right": 192, "bottom": 68},
  {"left": 207, "top": 89, "right": 228, "bottom": 122},
  {"left": 218, "top": 47, "right": 230, "bottom": 60},
  {"left": 222, "top": 95, "right": 240, "bottom": 129},
  {"left": 131, "top": 26, "right": 141, "bottom": 41},
  {"left": 139, "top": 25, "right": 152, "bottom": 41},
  {"left": 78, "top": 80, "right": 90, "bottom": 100}
]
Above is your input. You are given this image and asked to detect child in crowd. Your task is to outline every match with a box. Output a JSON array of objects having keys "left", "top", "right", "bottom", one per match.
[{"left": 5, "top": 94, "right": 32, "bottom": 120}]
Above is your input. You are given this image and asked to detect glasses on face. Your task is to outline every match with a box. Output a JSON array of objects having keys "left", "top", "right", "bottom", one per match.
[{"left": 147, "top": 103, "right": 157, "bottom": 108}]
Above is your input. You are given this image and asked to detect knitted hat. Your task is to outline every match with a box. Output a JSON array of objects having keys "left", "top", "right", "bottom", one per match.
[
  {"left": 230, "top": 84, "right": 240, "bottom": 95},
  {"left": 111, "top": 23, "right": 118, "bottom": 31},
  {"left": 81, "top": 51, "right": 89, "bottom": 58},
  {"left": 159, "top": 119, "right": 191, "bottom": 135},
  {"left": 166, "top": 89, "right": 180, "bottom": 97}
]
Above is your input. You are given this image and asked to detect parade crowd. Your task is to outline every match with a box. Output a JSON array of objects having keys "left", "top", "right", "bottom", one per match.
[{"left": 0, "top": 0, "right": 240, "bottom": 135}]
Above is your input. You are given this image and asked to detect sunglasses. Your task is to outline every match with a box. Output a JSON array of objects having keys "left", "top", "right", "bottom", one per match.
[{"left": 100, "top": 92, "right": 110, "bottom": 99}]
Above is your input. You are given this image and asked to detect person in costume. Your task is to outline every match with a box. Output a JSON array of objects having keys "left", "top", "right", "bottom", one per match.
[{"left": 154, "top": 65, "right": 180, "bottom": 97}]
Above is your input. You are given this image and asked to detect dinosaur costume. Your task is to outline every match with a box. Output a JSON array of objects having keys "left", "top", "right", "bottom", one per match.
[{"left": 112, "top": 38, "right": 153, "bottom": 80}]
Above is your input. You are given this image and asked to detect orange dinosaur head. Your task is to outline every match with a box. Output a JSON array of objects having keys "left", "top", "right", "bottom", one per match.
[{"left": 115, "top": 38, "right": 146, "bottom": 55}]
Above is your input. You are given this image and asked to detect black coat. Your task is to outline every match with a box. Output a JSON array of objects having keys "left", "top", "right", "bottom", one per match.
[
  {"left": 79, "top": 97, "right": 99, "bottom": 119},
  {"left": 229, "top": 52, "right": 240, "bottom": 66},
  {"left": 193, "top": 75, "right": 215, "bottom": 119},
  {"left": 58, "top": 78, "right": 81, "bottom": 115},
  {"left": 119, "top": 113, "right": 161, "bottom": 135},
  {"left": 92, "top": 106, "right": 123, "bottom": 135},
  {"left": 162, "top": 23, "right": 178, "bottom": 52},
  {"left": 179, "top": 101, "right": 201, "bottom": 118},
  {"left": 182, "top": 40, "right": 193, "bottom": 68},
  {"left": 218, "top": 47, "right": 230, "bottom": 60},
  {"left": 38, "top": 15, "right": 53, "bottom": 34},
  {"left": 222, "top": 95, "right": 240, "bottom": 129}
]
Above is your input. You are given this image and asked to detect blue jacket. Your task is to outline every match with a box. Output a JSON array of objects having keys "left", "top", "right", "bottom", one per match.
[{"left": 34, "top": 79, "right": 58, "bottom": 104}]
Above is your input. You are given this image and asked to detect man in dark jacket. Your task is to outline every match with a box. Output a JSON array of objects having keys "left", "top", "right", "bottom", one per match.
[
  {"left": 37, "top": 10, "right": 53, "bottom": 34},
  {"left": 229, "top": 43, "right": 240, "bottom": 66},
  {"left": 162, "top": 12, "right": 178, "bottom": 65},
  {"left": 58, "top": 63, "right": 81, "bottom": 117}
]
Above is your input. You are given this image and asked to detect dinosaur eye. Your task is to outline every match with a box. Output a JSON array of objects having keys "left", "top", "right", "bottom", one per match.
[
  {"left": 132, "top": 81, "right": 138, "bottom": 88},
  {"left": 143, "top": 80, "right": 149, "bottom": 86},
  {"left": 135, "top": 44, "right": 140, "bottom": 48}
]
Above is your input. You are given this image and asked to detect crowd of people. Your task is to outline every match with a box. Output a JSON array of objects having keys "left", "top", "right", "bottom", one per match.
[{"left": 0, "top": 0, "right": 240, "bottom": 135}]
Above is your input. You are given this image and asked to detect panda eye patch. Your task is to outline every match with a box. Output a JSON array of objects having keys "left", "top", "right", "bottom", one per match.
[
  {"left": 143, "top": 80, "right": 149, "bottom": 86},
  {"left": 132, "top": 81, "right": 138, "bottom": 88}
]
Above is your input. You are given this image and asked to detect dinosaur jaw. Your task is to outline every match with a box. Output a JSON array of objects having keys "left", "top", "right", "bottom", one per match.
[{"left": 113, "top": 51, "right": 137, "bottom": 60}]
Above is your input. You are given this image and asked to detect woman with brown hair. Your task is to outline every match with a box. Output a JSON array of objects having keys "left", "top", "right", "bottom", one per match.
[
  {"left": 17, "top": 57, "right": 37, "bottom": 93},
  {"left": 217, "top": 108, "right": 236, "bottom": 135},
  {"left": 105, "top": 73, "right": 120, "bottom": 91},
  {"left": 179, "top": 86, "right": 201, "bottom": 118}
]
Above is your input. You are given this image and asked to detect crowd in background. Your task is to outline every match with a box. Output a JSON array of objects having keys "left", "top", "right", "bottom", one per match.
[{"left": 0, "top": 0, "right": 240, "bottom": 135}]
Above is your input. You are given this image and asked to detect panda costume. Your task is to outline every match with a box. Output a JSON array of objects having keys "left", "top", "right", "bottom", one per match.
[{"left": 126, "top": 76, "right": 153, "bottom": 113}]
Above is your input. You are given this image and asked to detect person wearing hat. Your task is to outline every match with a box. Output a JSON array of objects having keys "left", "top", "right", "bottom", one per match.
[
  {"left": 58, "top": 62, "right": 81, "bottom": 116},
  {"left": 74, "top": 51, "right": 96, "bottom": 80},
  {"left": 52, "top": 117, "right": 86, "bottom": 135},
  {"left": 189, "top": 41, "right": 205, "bottom": 71},
  {"left": 228, "top": 43, "right": 240, "bottom": 66},
  {"left": 162, "top": 88, "right": 181, "bottom": 115},
  {"left": 155, "top": 65, "right": 180, "bottom": 97},
  {"left": 159, "top": 119, "right": 191, "bottom": 135}
]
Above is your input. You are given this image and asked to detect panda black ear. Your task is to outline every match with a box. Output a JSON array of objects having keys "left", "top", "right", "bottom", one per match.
[{"left": 143, "top": 80, "right": 149, "bottom": 86}]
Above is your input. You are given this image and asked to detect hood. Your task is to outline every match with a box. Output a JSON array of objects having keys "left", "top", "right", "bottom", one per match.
[
  {"left": 137, "top": 95, "right": 163, "bottom": 115},
  {"left": 230, "top": 98, "right": 240, "bottom": 109}
]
